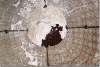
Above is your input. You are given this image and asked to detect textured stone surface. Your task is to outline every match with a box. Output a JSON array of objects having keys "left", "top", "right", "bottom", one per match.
[
  {"left": 0, "top": 0, "right": 99, "bottom": 66},
  {"left": 48, "top": 28, "right": 99, "bottom": 65}
]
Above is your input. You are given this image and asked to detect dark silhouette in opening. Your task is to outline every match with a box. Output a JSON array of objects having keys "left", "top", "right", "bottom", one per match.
[
  {"left": 42, "top": 24, "right": 63, "bottom": 48},
  {"left": 43, "top": 0, "right": 47, "bottom": 8},
  {"left": 43, "top": 4, "right": 47, "bottom": 8}
]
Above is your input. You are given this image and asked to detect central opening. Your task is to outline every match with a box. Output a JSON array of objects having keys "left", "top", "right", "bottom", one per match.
[{"left": 42, "top": 24, "right": 63, "bottom": 47}]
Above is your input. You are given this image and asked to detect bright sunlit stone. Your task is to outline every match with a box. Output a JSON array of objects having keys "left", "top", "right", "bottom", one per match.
[{"left": 28, "top": 6, "right": 67, "bottom": 47}]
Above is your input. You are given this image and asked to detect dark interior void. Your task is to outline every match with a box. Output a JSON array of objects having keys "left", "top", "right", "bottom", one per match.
[
  {"left": 43, "top": 0, "right": 47, "bottom": 8},
  {"left": 42, "top": 24, "right": 63, "bottom": 48}
]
